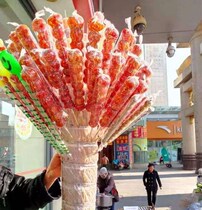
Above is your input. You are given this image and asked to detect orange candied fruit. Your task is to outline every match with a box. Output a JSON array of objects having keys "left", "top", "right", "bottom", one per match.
[{"left": 88, "top": 19, "right": 105, "bottom": 32}]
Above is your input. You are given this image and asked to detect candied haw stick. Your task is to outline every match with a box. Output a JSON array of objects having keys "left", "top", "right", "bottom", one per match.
[
  {"left": 67, "top": 49, "right": 85, "bottom": 111},
  {"left": 32, "top": 17, "right": 53, "bottom": 49},
  {"left": 100, "top": 76, "right": 139, "bottom": 127},
  {"left": 108, "top": 53, "right": 125, "bottom": 85},
  {"left": 22, "top": 66, "right": 65, "bottom": 127},
  {"left": 65, "top": 11, "right": 84, "bottom": 50},
  {"left": 7, "top": 42, "right": 20, "bottom": 59},
  {"left": 47, "top": 11, "right": 68, "bottom": 48},
  {"left": 102, "top": 24, "right": 119, "bottom": 71},
  {"left": 115, "top": 28, "right": 134, "bottom": 56},
  {"left": 16, "top": 24, "right": 39, "bottom": 52},
  {"left": 39, "top": 49, "right": 64, "bottom": 89},
  {"left": 84, "top": 48, "right": 103, "bottom": 109},
  {"left": 106, "top": 54, "right": 141, "bottom": 107},
  {"left": 130, "top": 44, "right": 142, "bottom": 57},
  {"left": 33, "top": 49, "right": 74, "bottom": 108},
  {"left": 122, "top": 97, "right": 149, "bottom": 125},
  {"left": 22, "top": 50, "right": 61, "bottom": 89},
  {"left": 9, "top": 31, "right": 23, "bottom": 52},
  {"left": 89, "top": 73, "right": 110, "bottom": 127},
  {"left": 10, "top": 75, "right": 46, "bottom": 123},
  {"left": 87, "top": 12, "right": 105, "bottom": 49},
  {"left": 47, "top": 12, "right": 71, "bottom": 83},
  {"left": 135, "top": 65, "right": 152, "bottom": 80}
]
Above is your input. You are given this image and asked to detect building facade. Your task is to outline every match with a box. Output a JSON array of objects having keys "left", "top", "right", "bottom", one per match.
[
  {"left": 144, "top": 44, "right": 169, "bottom": 106},
  {"left": 113, "top": 107, "right": 182, "bottom": 166}
]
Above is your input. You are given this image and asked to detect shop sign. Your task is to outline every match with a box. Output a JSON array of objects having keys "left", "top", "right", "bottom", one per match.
[
  {"left": 147, "top": 120, "right": 182, "bottom": 139},
  {"left": 116, "top": 135, "right": 128, "bottom": 144},
  {"left": 115, "top": 135, "right": 129, "bottom": 161},
  {"left": 117, "top": 144, "right": 129, "bottom": 152},
  {"left": 132, "top": 126, "right": 147, "bottom": 138}
]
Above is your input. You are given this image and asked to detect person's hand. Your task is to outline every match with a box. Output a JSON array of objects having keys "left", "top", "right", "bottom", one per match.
[{"left": 44, "top": 153, "right": 62, "bottom": 190}]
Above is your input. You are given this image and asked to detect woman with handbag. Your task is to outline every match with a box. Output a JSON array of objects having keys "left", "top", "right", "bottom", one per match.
[{"left": 97, "top": 167, "right": 119, "bottom": 210}]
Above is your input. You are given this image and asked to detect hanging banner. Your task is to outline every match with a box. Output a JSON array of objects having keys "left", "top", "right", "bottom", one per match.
[{"left": 15, "top": 106, "right": 32, "bottom": 140}]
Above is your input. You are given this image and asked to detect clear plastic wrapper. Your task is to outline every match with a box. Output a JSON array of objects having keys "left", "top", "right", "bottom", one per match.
[
  {"left": 32, "top": 48, "right": 63, "bottom": 89},
  {"left": 16, "top": 24, "right": 39, "bottom": 52},
  {"left": 46, "top": 8, "right": 68, "bottom": 49},
  {"left": 8, "top": 31, "right": 23, "bottom": 52},
  {"left": 4, "top": 79, "right": 67, "bottom": 154},
  {"left": 102, "top": 21, "right": 119, "bottom": 71},
  {"left": 65, "top": 11, "right": 84, "bottom": 50},
  {"left": 103, "top": 99, "right": 152, "bottom": 145},
  {"left": 131, "top": 44, "right": 142, "bottom": 56},
  {"left": 89, "top": 73, "right": 111, "bottom": 127},
  {"left": 21, "top": 65, "right": 65, "bottom": 127},
  {"left": 32, "top": 10, "right": 53, "bottom": 49},
  {"left": 115, "top": 18, "right": 134, "bottom": 56},
  {"left": 67, "top": 49, "right": 85, "bottom": 110},
  {"left": 87, "top": 12, "right": 105, "bottom": 49},
  {"left": 7, "top": 41, "right": 20, "bottom": 59},
  {"left": 108, "top": 52, "right": 125, "bottom": 85},
  {"left": 100, "top": 76, "right": 139, "bottom": 127},
  {"left": 45, "top": 8, "right": 72, "bottom": 86},
  {"left": 84, "top": 47, "right": 103, "bottom": 110},
  {"left": 106, "top": 54, "right": 141, "bottom": 108},
  {"left": 62, "top": 135, "right": 98, "bottom": 209},
  {"left": 135, "top": 64, "right": 152, "bottom": 80}
]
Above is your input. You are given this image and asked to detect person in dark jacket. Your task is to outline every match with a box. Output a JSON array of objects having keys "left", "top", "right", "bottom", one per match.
[
  {"left": 143, "top": 163, "right": 162, "bottom": 209},
  {"left": 0, "top": 153, "right": 61, "bottom": 210},
  {"left": 97, "top": 167, "right": 116, "bottom": 210}
]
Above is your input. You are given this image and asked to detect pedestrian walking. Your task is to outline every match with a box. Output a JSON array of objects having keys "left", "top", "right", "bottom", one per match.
[{"left": 143, "top": 163, "right": 162, "bottom": 209}]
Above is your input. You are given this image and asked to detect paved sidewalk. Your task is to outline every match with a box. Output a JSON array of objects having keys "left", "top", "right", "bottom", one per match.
[{"left": 112, "top": 163, "right": 196, "bottom": 210}]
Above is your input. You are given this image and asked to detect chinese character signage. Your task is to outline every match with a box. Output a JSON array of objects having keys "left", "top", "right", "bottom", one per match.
[
  {"left": 116, "top": 135, "right": 128, "bottom": 144},
  {"left": 132, "top": 126, "right": 147, "bottom": 138},
  {"left": 115, "top": 135, "right": 129, "bottom": 162}
]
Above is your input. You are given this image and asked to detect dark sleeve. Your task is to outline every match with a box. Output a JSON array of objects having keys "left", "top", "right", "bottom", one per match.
[
  {"left": 104, "top": 176, "right": 115, "bottom": 193},
  {"left": 143, "top": 171, "right": 147, "bottom": 186},
  {"left": 9, "top": 171, "right": 61, "bottom": 209},
  {"left": 97, "top": 176, "right": 101, "bottom": 189},
  {"left": 156, "top": 171, "right": 162, "bottom": 188}
]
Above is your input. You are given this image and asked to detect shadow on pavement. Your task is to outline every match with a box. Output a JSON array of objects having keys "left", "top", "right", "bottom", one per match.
[{"left": 115, "top": 193, "right": 190, "bottom": 210}]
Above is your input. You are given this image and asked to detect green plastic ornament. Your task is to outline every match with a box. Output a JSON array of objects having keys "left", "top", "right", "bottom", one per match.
[{"left": 0, "top": 49, "right": 22, "bottom": 79}]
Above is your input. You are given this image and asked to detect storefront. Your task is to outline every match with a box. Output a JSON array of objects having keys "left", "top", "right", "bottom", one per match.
[
  {"left": 147, "top": 120, "right": 182, "bottom": 163},
  {"left": 98, "top": 141, "right": 114, "bottom": 166},
  {"left": 0, "top": 96, "right": 53, "bottom": 210},
  {"left": 132, "top": 119, "right": 148, "bottom": 163}
]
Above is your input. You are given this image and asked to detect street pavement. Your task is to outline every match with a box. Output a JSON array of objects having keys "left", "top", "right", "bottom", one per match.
[{"left": 112, "top": 163, "right": 196, "bottom": 210}]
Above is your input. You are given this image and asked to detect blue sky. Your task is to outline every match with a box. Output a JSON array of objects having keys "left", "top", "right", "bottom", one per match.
[{"left": 166, "top": 46, "right": 191, "bottom": 106}]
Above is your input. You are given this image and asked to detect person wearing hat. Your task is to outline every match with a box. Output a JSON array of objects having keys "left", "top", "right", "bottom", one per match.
[
  {"left": 97, "top": 167, "right": 116, "bottom": 210},
  {"left": 143, "top": 163, "right": 162, "bottom": 209}
]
